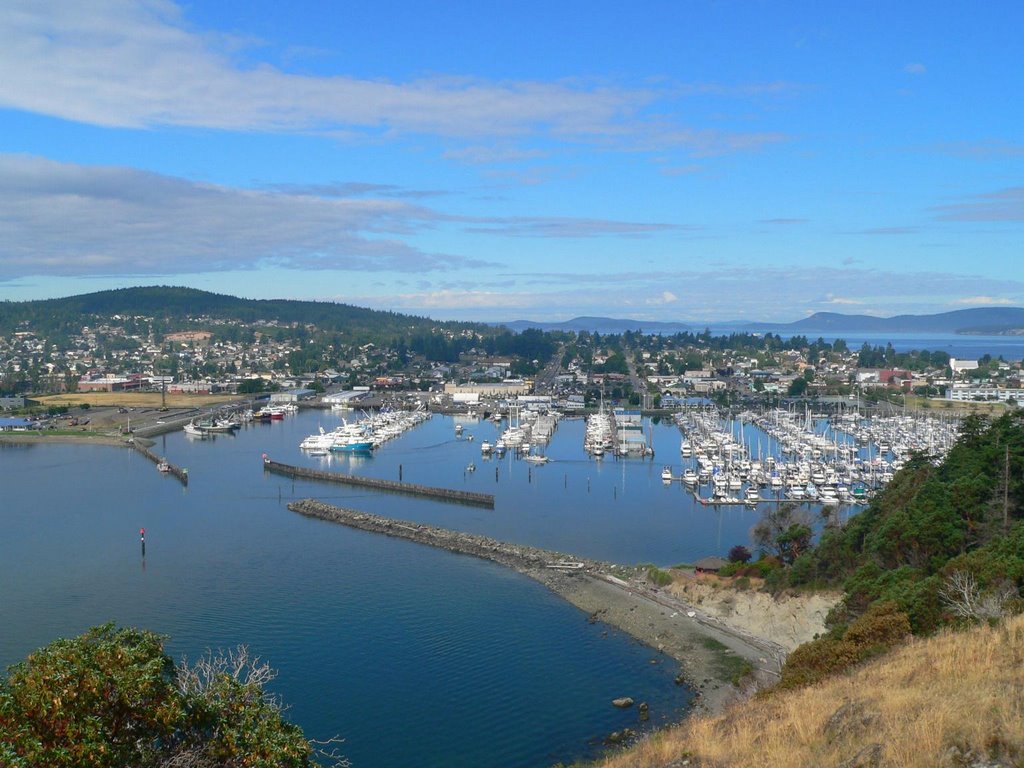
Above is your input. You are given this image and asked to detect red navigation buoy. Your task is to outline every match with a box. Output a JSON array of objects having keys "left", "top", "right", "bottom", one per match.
[{"left": 139, "top": 527, "right": 145, "bottom": 538}]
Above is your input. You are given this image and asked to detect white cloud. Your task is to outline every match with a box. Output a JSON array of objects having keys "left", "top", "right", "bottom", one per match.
[
  {"left": 933, "top": 187, "right": 1024, "bottom": 222},
  {"left": 904, "top": 63, "right": 927, "bottom": 75},
  {"left": 463, "top": 217, "right": 684, "bottom": 238},
  {"left": 951, "top": 296, "right": 1014, "bottom": 306},
  {"left": 0, "top": 153, "right": 485, "bottom": 280},
  {"left": 645, "top": 291, "right": 679, "bottom": 305},
  {"left": 0, "top": 153, "right": 697, "bottom": 282},
  {"left": 0, "top": 0, "right": 791, "bottom": 156},
  {"left": 442, "top": 146, "right": 549, "bottom": 164}
]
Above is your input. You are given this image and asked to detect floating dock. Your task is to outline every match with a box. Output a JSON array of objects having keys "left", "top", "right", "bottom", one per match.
[
  {"left": 131, "top": 440, "right": 188, "bottom": 486},
  {"left": 263, "top": 457, "right": 494, "bottom": 508}
]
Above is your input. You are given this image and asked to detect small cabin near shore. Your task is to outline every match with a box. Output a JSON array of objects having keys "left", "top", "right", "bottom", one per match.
[{"left": 693, "top": 556, "right": 729, "bottom": 574}]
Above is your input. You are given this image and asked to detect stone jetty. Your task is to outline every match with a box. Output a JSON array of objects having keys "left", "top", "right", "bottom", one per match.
[
  {"left": 130, "top": 440, "right": 188, "bottom": 485},
  {"left": 287, "top": 498, "right": 786, "bottom": 714},
  {"left": 288, "top": 498, "right": 595, "bottom": 574},
  {"left": 264, "top": 457, "right": 494, "bottom": 508}
]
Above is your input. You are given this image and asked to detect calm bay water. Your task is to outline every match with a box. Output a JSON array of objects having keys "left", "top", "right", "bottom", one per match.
[{"left": 0, "top": 410, "right": 781, "bottom": 768}]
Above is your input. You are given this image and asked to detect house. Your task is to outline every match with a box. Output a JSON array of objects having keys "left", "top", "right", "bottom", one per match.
[
  {"left": 693, "top": 556, "right": 729, "bottom": 574},
  {"left": 0, "top": 417, "right": 33, "bottom": 431}
]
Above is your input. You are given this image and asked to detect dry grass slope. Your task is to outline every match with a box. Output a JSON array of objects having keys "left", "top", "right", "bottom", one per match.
[{"left": 596, "top": 614, "right": 1024, "bottom": 768}]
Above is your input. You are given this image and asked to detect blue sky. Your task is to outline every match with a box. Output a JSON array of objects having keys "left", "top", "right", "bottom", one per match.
[{"left": 1, "top": 0, "right": 1022, "bottom": 322}]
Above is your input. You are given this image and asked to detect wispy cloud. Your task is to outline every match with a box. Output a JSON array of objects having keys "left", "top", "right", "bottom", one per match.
[
  {"left": 760, "top": 218, "right": 808, "bottom": 225},
  {"left": 442, "top": 146, "right": 549, "bottom": 164},
  {"left": 932, "top": 187, "right": 1024, "bottom": 222},
  {"left": 659, "top": 164, "right": 705, "bottom": 176},
  {"left": 0, "top": 0, "right": 792, "bottom": 157},
  {"left": 359, "top": 270, "right": 1023, "bottom": 321},
  {"left": 951, "top": 296, "right": 1014, "bottom": 306},
  {"left": 821, "top": 295, "right": 864, "bottom": 306},
  {"left": 904, "top": 63, "right": 927, "bottom": 75},
  {"left": 857, "top": 226, "right": 919, "bottom": 235},
  {"left": 927, "top": 139, "right": 1024, "bottom": 159},
  {"left": 263, "top": 182, "right": 448, "bottom": 199},
  {"left": 645, "top": 291, "right": 679, "bottom": 305},
  {"left": 0, "top": 153, "right": 696, "bottom": 282},
  {"left": 463, "top": 217, "right": 686, "bottom": 238},
  {"left": 0, "top": 153, "right": 488, "bottom": 280},
  {"left": 424, "top": 265, "right": 1024, "bottom": 322}
]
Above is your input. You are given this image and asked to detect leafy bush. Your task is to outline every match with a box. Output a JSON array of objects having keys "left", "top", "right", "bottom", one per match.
[
  {"left": 646, "top": 566, "right": 673, "bottom": 587},
  {"left": 728, "top": 545, "right": 753, "bottom": 563},
  {"left": 0, "top": 624, "right": 331, "bottom": 768},
  {"left": 779, "top": 601, "right": 911, "bottom": 689}
]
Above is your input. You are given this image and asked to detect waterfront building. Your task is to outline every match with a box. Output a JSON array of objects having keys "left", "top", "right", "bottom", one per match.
[{"left": 946, "top": 385, "right": 1024, "bottom": 402}]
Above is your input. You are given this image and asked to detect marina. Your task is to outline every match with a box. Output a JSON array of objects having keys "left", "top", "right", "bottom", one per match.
[{"left": 0, "top": 401, "right": 965, "bottom": 767}]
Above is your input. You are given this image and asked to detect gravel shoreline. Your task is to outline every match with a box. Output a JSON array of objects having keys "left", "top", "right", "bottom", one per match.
[{"left": 288, "top": 499, "right": 786, "bottom": 716}]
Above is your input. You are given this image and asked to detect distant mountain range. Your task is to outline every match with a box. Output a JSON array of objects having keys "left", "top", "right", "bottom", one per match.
[
  {"left": 5, "top": 287, "right": 1024, "bottom": 339},
  {"left": 501, "top": 307, "right": 1024, "bottom": 336}
]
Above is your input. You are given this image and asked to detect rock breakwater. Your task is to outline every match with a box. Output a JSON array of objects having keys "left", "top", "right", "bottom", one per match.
[{"left": 288, "top": 499, "right": 787, "bottom": 714}]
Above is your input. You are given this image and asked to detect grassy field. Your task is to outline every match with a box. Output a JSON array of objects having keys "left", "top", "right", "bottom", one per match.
[
  {"left": 594, "top": 613, "right": 1024, "bottom": 768},
  {"left": 34, "top": 392, "right": 241, "bottom": 409}
]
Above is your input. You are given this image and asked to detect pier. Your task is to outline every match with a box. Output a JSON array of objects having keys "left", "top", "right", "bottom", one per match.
[
  {"left": 263, "top": 457, "right": 495, "bottom": 508},
  {"left": 130, "top": 440, "right": 188, "bottom": 485}
]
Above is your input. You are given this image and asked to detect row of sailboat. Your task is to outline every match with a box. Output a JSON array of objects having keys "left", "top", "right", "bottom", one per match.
[
  {"left": 479, "top": 407, "right": 558, "bottom": 462},
  {"left": 669, "top": 404, "right": 961, "bottom": 506}
]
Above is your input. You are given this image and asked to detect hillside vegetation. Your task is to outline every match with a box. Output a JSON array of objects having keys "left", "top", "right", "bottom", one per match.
[
  {"left": 786, "top": 412, "right": 1023, "bottom": 631},
  {"left": 596, "top": 612, "right": 1024, "bottom": 768},
  {"left": 592, "top": 410, "right": 1024, "bottom": 767},
  {"left": 0, "top": 285, "right": 487, "bottom": 341}
]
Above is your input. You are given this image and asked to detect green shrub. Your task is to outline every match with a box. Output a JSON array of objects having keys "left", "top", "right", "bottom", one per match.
[
  {"left": 646, "top": 566, "right": 673, "bottom": 587},
  {"left": 779, "top": 601, "right": 911, "bottom": 689},
  {"left": 0, "top": 624, "right": 319, "bottom": 768}
]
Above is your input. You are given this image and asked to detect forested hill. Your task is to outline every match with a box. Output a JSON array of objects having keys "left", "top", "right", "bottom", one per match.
[
  {"left": 0, "top": 286, "right": 489, "bottom": 340},
  {"left": 787, "top": 410, "right": 1024, "bottom": 635}
]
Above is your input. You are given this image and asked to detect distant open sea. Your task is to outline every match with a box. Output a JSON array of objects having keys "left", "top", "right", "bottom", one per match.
[{"left": 711, "top": 329, "right": 1024, "bottom": 360}]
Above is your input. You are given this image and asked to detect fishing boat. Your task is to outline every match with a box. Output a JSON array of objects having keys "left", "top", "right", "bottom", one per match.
[{"left": 661, "top": 466, "right": 673, "bottom": 481}]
